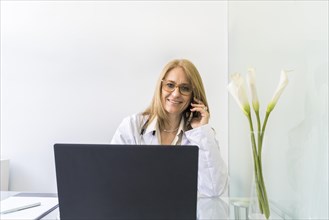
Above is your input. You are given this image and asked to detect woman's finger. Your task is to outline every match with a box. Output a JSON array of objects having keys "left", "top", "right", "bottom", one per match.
[{"left": 191, "top": 103, "right": 207, "bottom": 110}]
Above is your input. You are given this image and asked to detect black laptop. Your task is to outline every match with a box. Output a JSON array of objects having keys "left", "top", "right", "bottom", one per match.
[{"left": 54, "top": 144, "right": 199, "bottom": 220}]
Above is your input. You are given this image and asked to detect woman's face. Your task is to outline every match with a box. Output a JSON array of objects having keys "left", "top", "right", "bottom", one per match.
[{"left": 161, "top": 67, "right": 192, "bottom": 116}]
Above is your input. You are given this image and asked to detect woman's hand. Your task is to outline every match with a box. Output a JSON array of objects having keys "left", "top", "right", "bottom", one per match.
[{"left": 189, "top": 97, "right": 209, "bottom": 128}]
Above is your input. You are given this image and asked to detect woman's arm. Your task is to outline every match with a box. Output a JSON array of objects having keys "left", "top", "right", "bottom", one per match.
[{"left": 184, "top": 124, "right": 228, "bottom": 197}]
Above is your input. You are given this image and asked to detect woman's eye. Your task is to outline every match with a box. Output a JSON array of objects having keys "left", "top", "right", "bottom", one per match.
[
  {"left": 167, "top": 83, "right": 175, "bottom": 88},
  {"left": 181, "top": 86, "right": 191, "bottom": 92}
]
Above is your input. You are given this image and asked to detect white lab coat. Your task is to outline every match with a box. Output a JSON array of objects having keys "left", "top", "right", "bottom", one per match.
[{"left": 110, "top": 113, "right": 228, "bottom": 197}]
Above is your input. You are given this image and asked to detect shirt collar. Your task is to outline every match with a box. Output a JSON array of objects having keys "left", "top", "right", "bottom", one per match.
[
  {"left": 145, "top": 116, "right": 185, "bottom": 136},
  {"left": 176, "top": 117, "right": 185, "bottom": 136}
]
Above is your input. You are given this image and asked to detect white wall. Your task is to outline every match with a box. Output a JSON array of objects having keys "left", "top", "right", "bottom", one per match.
[
  {"left": 0, "top": 1, "right": 228, "bottom": 192},
  {"left": 228, "top": 1, "right": 328, "bottom": 219}
]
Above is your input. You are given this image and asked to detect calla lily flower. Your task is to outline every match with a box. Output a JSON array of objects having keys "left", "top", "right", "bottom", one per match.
[
  {"left": 266, "top": 70, "right": 289, "bottom": 113},
  {"left": 227, "top": 67, "right": 290, "bottom": 219},
  {"left": 247, "top": 67, "right": 260, "bottom": 113},
  {"left": 227, "top": 73, "right": 251, "bottom": 116}
]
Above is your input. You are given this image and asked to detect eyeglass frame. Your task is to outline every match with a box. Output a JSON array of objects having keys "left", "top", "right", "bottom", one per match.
[{"left": 161, "top": 80, "right": 194, "bottom": 96}]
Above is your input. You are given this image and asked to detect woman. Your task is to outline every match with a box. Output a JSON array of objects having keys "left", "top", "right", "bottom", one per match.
[{"left": 111, "top": 59, "right": 228, "bottom": 197}]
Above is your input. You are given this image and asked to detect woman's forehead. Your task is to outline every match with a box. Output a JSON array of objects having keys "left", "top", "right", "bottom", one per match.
[{"left": 165, "top": 67, "right": 190, "bottom": 84}]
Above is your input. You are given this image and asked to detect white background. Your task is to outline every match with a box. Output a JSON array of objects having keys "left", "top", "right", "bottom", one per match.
[
  {"left": 228, "top": 1, "right": 328, "bottom": 219},
  {"left": 1, "top": 1, "right": 228, "bottom": 192}
]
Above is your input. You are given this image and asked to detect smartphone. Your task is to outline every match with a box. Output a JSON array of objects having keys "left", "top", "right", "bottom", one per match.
[{"left": 188, "top": 98, "right": 200, "bottom": 119}]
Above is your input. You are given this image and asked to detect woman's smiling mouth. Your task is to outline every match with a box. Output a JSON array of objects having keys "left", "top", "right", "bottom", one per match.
[{"left": 167, "top": 98, "right": 183, "bottom": 104}]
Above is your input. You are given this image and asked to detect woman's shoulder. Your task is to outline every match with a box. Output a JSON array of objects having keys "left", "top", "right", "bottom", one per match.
[
  {"left": 120, "top": 113, "right": 149, "bottom": 128},
  {"left": 122, "top": 113, "right": 148, "bottom": 122}
]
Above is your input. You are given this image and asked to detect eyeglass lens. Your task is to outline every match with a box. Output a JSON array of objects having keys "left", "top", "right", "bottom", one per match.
[{"left": 162, "top": 80, "right": 192, "bottom": 95}]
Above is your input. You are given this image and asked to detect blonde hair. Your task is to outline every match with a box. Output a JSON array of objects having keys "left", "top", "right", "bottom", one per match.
[{"left": 142, "top": 59, "right": 209, "bottom": 131}]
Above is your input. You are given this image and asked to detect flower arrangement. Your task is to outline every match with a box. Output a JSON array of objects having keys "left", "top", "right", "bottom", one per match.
[{"left": 227, "top": 68, "right": 290, "bottom": 219}]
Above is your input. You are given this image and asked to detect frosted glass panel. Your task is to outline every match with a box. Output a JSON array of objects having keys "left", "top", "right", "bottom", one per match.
[{"left": 228, "top": 1, "right": 328, "bottom": 219}]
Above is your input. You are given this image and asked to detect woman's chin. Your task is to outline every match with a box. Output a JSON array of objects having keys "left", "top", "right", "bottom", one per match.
[{"left": 165, "top": 108, "right": 182, "bottom": 115}]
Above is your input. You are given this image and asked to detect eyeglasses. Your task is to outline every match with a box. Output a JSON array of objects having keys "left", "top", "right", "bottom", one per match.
[{"left": 161, "top": 80, "right": 193, "bottom": 96}]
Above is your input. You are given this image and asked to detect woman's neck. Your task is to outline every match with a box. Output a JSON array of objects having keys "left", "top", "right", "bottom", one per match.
[{"left": 163, "top": 114, "right": 181, "bottom": 131}]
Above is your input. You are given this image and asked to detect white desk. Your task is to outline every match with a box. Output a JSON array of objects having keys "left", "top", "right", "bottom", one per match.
[
  {"left": 1, "top": 191, "right": 290, "bottom": 220},
  {"left": 1, "top": 191, "right": 58, "bottom": 220}
]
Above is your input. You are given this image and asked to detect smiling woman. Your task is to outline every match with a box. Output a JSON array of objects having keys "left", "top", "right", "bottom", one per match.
[
  {"left": 111, "top": 59, "right": 229, "bottom": 197},
  {"left": 161, "top": 68, "right": 193, "bottom": 124},
  {"left": 1, "top": 0, "right": 228, "bottom": 193}
]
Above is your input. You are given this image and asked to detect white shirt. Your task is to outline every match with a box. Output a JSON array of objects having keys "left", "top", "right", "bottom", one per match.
[{"left": 111, "top": 113, "right": 228, "bottom": 197}]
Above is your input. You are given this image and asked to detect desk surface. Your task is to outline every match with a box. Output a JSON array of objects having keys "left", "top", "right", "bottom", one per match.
[
  {"left": 1, "top": 191, "right": 289, "bottom": 220},
  {"left": 1, "top": 191, "right": 59, "bottom": 220}
]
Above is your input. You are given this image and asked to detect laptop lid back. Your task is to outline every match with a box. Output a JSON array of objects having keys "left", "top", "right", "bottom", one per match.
[{"left": 54, "top": 144, "right": 199, "bottom": 220}]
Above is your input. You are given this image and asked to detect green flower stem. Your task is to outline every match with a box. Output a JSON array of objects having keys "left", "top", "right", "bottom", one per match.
[
  {"left": 255, "top": 110, "right": 262, "bottom": 151},
  {"left": 258, "top": 111, "right": 271, "bottom": 219},
  {"left": 248, "top": 112, "right": 271, "bottom": 219},
  {"left": 258, "top": 158, "right": 270, "bottom": 219},
  {"left": 255, "top": 110, "right": 271, "bottom": 218},
  {"left": 260, "top": 112, "right": 270, "bottom": 156},
  {"left": 247, "top": 113, "right": 266, "bottom": 214}
]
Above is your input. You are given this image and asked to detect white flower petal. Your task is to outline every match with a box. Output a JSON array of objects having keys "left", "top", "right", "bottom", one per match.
[
  {"left": 228, "top": 73, "right": 250, "bottom": 116},
  {"left": 267, "top": 70, "right": 289, "bottom": 112},
  {"left": 247, "top": 67, "right": 260, "bottom": 112}
]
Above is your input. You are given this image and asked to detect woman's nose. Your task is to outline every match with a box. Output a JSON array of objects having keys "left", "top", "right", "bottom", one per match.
[{"left": 171, "top": 87, "right": 181, "bottom": 96}]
